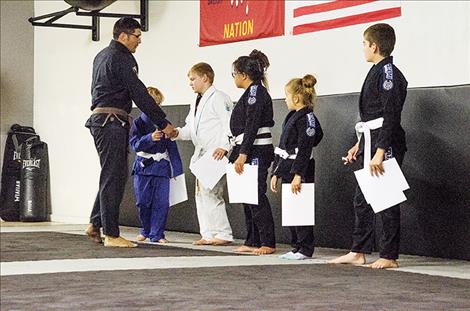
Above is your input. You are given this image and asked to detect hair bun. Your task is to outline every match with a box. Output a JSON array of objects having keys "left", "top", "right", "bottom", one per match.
[
  {"left": 249, "top": 49, "right": 270, "bottom": 71},
  {"left": 302, "top": 74, "right": 317, "bottom": 90}
]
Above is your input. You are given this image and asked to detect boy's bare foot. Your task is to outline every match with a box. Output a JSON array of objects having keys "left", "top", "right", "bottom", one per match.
[
  {"left": 328, "top": 252, "right": 366, "bottom": 265},
  {"left": 192, "top": 239, "right": 212, "bottom": 245},
  {"left": 367, "top": 258, "right": 399, "bottom": 269},
  {"left": 252, "top": 246, "right": 276, "bottom": 255},
  {"left": 136, "top": 234, "right": 147, "bottom": 242},
  {"left": 234, "top": 245, "right": 257, "bottom": 252},
  {"left": 157, "top": 238, "right": 169, "bottom": 244},
  {"left": 210, "top": 238, "right": 232, "bottom": 246},
  {"left": 104, "top": 236, "right": 137, "bottom": 248}
]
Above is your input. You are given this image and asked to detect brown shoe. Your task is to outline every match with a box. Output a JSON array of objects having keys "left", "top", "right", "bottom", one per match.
[
  {"left": 104, "top": 236, "right": 137, "bottom": 248},
  {"left": 85, "top": 224, "right": 102, "bottom": 244}
]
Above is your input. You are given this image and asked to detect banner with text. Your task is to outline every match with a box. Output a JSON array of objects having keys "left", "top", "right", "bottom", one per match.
[{"left": 200, "top": 0, "right": 285, "bottom": 47}]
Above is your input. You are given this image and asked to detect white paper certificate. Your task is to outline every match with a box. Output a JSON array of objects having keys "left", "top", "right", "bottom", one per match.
[
  {"left": 226, "top": 164, "right": 258, "bottom": 205},
  {"left": 189, "top": 148, "right": 228, "bottom": 190},
  {"left": 169, "top": 174, "right": 188, "bottom": 206},
  {"left": 282, "top": 183, "right": 315, "bottom": 226}
]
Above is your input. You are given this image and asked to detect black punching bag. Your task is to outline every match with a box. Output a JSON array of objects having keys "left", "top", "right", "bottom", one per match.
[
  {"left": 0, "top": 124, "right": 38, "bottom": 221},
  {"left": 64, "top": 0, "right": 117, "bottom": 11},
  {"left": 19, "top": 137, "right": 50, "bottom": 222}
]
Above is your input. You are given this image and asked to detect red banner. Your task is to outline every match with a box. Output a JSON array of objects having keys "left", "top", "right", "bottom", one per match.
[{"left": 200, "top": 0, "right": 285, "bottom": 47}]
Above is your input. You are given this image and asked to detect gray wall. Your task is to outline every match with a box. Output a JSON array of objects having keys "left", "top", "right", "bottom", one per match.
[
  {"left": 121, "top": 85, "right": 470, "bottom": 260},
  {"left": 0, "top": 0, "right": 34, "bottom": 175}
]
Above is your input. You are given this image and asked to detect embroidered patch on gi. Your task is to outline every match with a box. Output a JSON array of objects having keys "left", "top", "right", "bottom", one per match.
[
  {"left": 248, "top": 96, "right": 256, "bottom": 105},
  {"left": 383, "top": 80, "right": 394, "bottom": 90},
  {"left": 132, "top": 66, "right": 138, "bottom": 74},
  {"left": 249, "top": 85, "right": 258, "bottom": 96},
  {"left": 306, "top": 127, "right": 316, "bottom": 137},
  {"left": 306, "top": 113, "right": 316, "bottom": 127},
  {"left": 225, "top": 103, "right": 231, "bottom": 111},
  {"left": 384, "top": 63, "right": 393, "bottom": 80}
]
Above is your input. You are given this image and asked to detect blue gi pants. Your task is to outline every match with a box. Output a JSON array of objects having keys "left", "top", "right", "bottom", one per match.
[{"left": 134, "top": 174, "right": 170, "bottom": 242}]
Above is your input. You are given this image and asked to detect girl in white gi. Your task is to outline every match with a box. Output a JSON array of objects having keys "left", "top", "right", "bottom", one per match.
[
  {"left": 271, "top": 75, "right": 323, "bottom": 260},
  {"left": 174, "top": 63, "right": 234, "bottom": 246}
]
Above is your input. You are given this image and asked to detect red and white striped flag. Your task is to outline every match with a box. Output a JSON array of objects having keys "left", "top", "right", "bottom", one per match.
[{"left": 287, "top": 1, "right": 402, "bottom": 35}]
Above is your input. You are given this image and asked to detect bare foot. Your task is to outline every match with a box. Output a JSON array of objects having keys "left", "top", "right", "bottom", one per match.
[
  {"left": 328, "top": 252, "right": 366, "bottom": 265},
  {"left": 104, "top": 236, "right": 137, "bottom": 248},
  {"left": 234, "top": 245, "right": 257, "bottom": 252},
  {"left": 367, "top": 258, "right": 399, "bottom": 269},
  {"left": 192, "top": 239, "right": 213, "bottom": 245},
  {"left": 252, "top": 246, "right": 276, "bottom": 255},
  {"left": 157, "top": 238, "right": 169, "bottom": 244},
  {"left": 210, "top": 238, "right": 232, "bottom": 246},
  {"left": 85, "top": 224, "right": 102, "bottom": 244},
  {"left": 136, "top": 234, "right": 147, "bottom": 242}
]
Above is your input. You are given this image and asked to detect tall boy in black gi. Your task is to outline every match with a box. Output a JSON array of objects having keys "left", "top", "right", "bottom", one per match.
[
  {"left": 85, "top": 17, "right": 176, "bottom": 247},
  {"left": 329, "top": 23, "right": 408, "bottom": 268}
]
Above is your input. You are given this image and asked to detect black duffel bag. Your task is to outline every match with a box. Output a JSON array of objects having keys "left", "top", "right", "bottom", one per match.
[{"left": 0, "top": 124, "right": 38, "bottom": 221}]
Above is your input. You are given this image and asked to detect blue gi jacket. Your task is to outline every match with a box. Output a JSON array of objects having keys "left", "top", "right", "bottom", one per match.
[{"left": 130, "top": 113, "right": 183, "bottom": 178}]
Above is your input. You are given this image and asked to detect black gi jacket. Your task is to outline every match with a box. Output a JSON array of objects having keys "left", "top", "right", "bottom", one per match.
[
  {"left": 359, "top": 56, "right": 408, "bottom": 156},
  {"left": 229, "top": 82, "right": 275, "bottom": 163},
  {"left": 272, "top": 107, "right": 323, "bottom": 181},
  {"left": 88, "top": 40, "right": 168, "bottom": 129}
]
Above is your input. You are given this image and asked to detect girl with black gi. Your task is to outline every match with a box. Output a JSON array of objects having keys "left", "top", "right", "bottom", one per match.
[
  {"left": 270, "top": 74, "right": 323, "bottom": 260},
  {"left": 230, "top": 50, "right": 276, "bottom": 255}
]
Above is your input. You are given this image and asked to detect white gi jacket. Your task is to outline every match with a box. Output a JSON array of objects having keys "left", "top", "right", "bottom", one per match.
[{"left": 176, "top": 85, "right": 233, "bottom": 163}]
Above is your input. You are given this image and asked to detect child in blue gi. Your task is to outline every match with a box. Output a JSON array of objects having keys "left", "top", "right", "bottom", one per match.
[
  {"left": 270, "top": 74, "right": 323, "bottom": 260},
  {"left": 130, "top": 87, "right": 183, "bottom": 243}
]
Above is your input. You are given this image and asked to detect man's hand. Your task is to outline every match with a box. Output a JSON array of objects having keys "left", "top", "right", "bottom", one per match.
[
  {"left": 344, "top": 143, "right": 359, "bottom": 165},
  {"left": 369, "top": 148, "right": 385, "bottom": 176},
  {"left": 151, "top": 130, "right": 163, "bottom": 141},
  {"left": 213, "top": 148, "right": 228, "bottom": 161},
  {"left": 291, "top": 174, "right": 302, "bottom": 194},
  {"left": 234, "top": 154, "right": 247, "bottom": 174},
  {"left": 270, "top": 175, "right": 278, "bottom": 193},
  {"left": 161, "top": 123, "right": 178, "bottom": 139}
]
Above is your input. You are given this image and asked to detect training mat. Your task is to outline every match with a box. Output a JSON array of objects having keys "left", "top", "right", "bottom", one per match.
[
  {"left": 1, "top": 265, "right": 469, "bottom": 310},
  {"left": 0, "top": 232, "right": 237, "bottom": 262}
]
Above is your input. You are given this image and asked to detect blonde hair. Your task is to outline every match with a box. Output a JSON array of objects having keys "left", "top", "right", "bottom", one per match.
[
  {"left": 189, "top": 62, "right": 215, "bottom": 84},
  {"left": 285, "top": 74, "right": 317, "bottom": 109},
  {"left": 147, "top": 86, "right": 164, "bottom": 104}
]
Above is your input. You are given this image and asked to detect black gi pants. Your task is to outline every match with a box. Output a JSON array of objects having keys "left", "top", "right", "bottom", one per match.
[
  {"left": 351, "top": 152, "right": 405, "bottom": 260},
  {"left": 87, "top": 115, "right": 129, "bottom": 237},
  {"left": 243, "top": 161, "right": 276, "bottom": 248},
  {"left": 282, "top": 174, "right": 315, "bottom": 257}
]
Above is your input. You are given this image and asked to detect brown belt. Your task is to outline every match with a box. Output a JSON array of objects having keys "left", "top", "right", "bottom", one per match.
[
  {"left": 92, "top": 107, "right": 128, "bottom": 118},
  {"left": 92, "top": 107, "right": 132, "bottom": 126}
]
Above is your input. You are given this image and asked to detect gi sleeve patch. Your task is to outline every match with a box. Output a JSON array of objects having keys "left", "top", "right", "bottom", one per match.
[
  {"left": 383, "top": 80, "right": 394, "bottom": 91},
  {"left": 248, "top": 96, "right": 257, "bottom": 105},
  {"left": 249, "top": 85, "right": 258, "bottom": 96},
  {"left": 132, "top": 66, "right": 138, "bottom": 75},
  {"left": 306, "top": 127, "right": 316, "bottom": 137},
  {"left": 306, "top": 113, "right": 316, "bottom": 136},
  {"left": 384, "top": 63, "right": 393, "bottom": 80}
]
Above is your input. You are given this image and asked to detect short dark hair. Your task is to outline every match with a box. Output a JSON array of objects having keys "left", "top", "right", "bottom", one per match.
[
  {"left": 364, "top": 23, "right": 396, "bottom": 57},
  {"left": 113, "top": 17, "right": 141, "bottom": 40}
]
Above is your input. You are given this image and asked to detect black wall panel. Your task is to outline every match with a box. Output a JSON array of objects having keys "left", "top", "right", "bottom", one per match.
[{"left": 120, "top": 85, "right": 470, "bottom": 260}]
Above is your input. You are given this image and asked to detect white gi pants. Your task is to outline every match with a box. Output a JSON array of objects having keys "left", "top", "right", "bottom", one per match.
[{"left": 195, "top": 176, "right": 233, "bottom": 241}]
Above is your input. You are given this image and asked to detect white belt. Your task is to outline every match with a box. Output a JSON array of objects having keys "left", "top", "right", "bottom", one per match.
[
  {"left": 355, "top": 117, "right": 383, "bottom": 166},
  {"left": 230, "top": 127, "right": 272, "bottom": 146},
  {"left": 274, "top": 147, "right": 298, "bottom": 160},
  {"left": 136, "top": 151, "right": 169, "bottom": 162}
]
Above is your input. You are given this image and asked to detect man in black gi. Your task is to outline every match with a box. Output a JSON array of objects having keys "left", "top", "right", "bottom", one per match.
[
  {"left": 329, "top": 23, "right": 408, "bottom": 268},
  {"left": 85, "top": 17, "right": 176, "bottom": 247}
]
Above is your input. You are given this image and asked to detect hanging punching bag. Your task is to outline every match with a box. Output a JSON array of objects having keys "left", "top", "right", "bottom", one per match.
[
  {"left": 19, "top": 137, "right": 50, "bottom": 222},
  {"left": 64, "top": 0, "right": 117, "bottom": 11}
]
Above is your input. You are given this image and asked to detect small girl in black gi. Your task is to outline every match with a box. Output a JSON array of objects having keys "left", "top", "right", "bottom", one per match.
[{"left": 270, "top": 74, "right": 323, "bottom": 260}]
